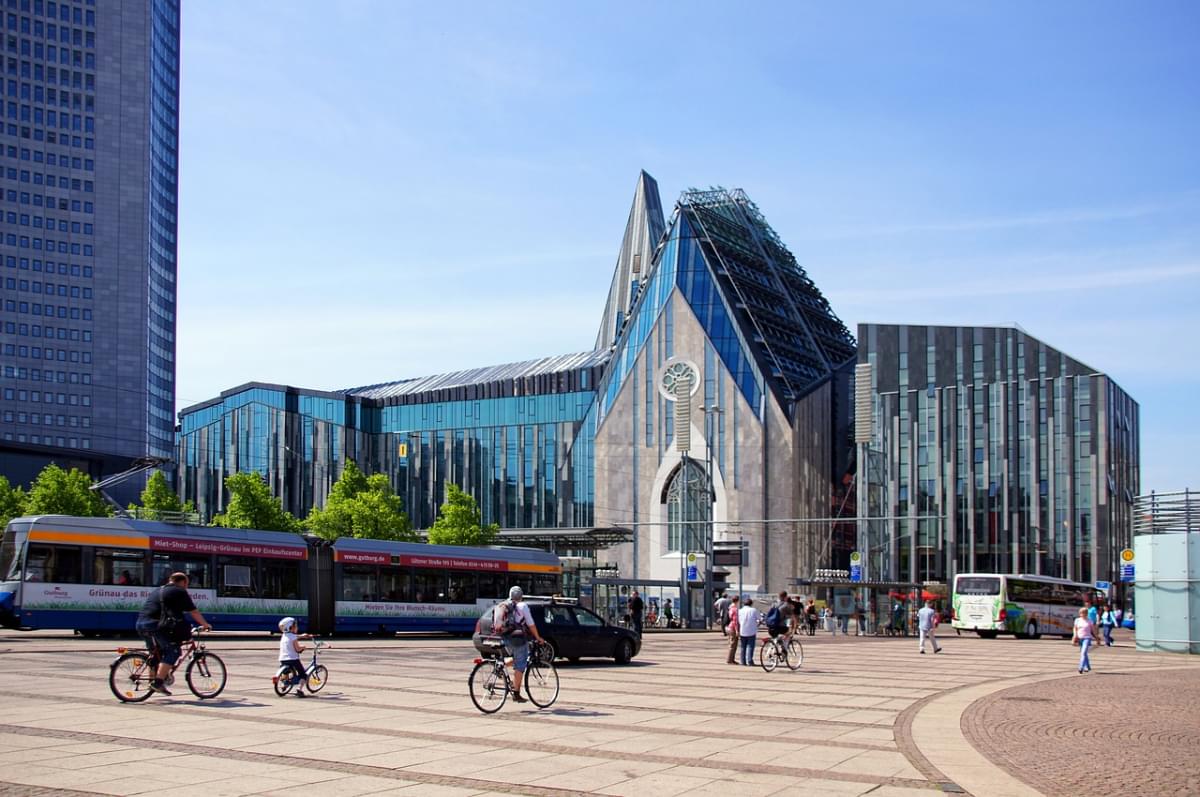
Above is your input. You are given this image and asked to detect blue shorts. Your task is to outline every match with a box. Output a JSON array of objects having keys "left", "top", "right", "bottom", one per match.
[
  {"left": 503, "top": 634, "right": 529, "bottom": 672},
  {"left": 136, "top": 618, "right": 182, "bottom": 666}
]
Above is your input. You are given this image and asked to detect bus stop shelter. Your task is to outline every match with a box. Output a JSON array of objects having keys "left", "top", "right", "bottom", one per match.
[
  {"left": 588, "top": 578, "right": 684, "bottom": 630},
  {"left": 790, "top": 578, "right": 947, "bottom": 635}
]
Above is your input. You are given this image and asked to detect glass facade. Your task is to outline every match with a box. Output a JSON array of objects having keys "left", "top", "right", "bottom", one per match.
[
  {"left": 0, "top": 0, "right": 178, "bottom": 492},
  {"left": 858, "top": 324, "right": 1140, "bottom": 587},
  {"left": 177, "top": 353, "right": 606, "bottom": 530}
]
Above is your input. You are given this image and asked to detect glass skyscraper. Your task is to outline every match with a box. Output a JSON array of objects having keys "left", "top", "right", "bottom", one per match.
[
  {"left": 856, "top": 323, "right": 1140, "bottom": 587},
  {"left": 0, "top": 0, "right": 179, "bottom": 491}
]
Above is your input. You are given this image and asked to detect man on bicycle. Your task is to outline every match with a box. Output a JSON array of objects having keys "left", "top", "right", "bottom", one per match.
[
  {"left": 135, "top": 571, "right": 211, "bottom": 696},
  {"left": 767, "top": 590, "right": 799, "bottom": 643},
  {"left": 494, "top": 586, "right": 545, "bottom": 703}
]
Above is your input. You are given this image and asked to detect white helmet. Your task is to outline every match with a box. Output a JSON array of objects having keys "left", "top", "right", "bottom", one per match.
[{"left": 278, "top": 617, "right": 296, "bottom": 632}]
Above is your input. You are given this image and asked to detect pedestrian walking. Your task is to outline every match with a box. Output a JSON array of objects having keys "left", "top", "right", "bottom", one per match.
[
  {"left": 628, "top": 590, "right": 644, "bottom": 636},
  {"left": 917, "top": 600, "right": 942, "bottom": 654},
  {"left": 1072, "top": 607, "right": 1097, "bottom": 673},
  {"left": 1100, "top": 604, "right": 1116, "bottom": 647},
  {"left": 714, "top": 592, "right": 730, "bottom": 635},
  {"left": 823, "top": 605, "right": 836, "bottom": 636},
  {"left": 1114, "top": 606, "right": 1124, "bottom": 628},
  {"left": 854, "top": 602, "right": 866, "bottom": 636},
  {"left": 737, "top": 597, "right": 761, "bottom": 666},
  {"left": 805, "top": 599, "right": 818, "bottom": 636},
  {"left": 725, "top": 595, "right": 741, "bottom": 664}
]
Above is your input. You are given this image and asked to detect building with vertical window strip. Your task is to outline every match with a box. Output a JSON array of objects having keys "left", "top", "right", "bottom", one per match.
[
  {"left": 176, "top": 172, "right": 860, "bottom": 594},
  {"left": 0, "top": 0, "right": 180, "bottom": 500},
  {"left": 855, "top": 323, "right": 1139, "bottom": 588}
]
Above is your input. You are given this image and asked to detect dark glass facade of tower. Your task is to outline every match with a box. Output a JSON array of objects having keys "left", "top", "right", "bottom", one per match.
[{"left": 0, "top": 0, "right": 178, "bottom": 489}]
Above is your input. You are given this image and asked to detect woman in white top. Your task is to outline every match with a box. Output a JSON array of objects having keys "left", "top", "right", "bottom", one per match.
[
  {"left": 1072, "top": 607, "right": 1097, "bottom": 674},
  {"left": 736, "top": 598, "right": 761, "bottom": 666}
]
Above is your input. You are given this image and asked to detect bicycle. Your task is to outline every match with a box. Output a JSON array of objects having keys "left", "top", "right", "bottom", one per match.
[
  {"left": 758, "top": 631, "right": 804, "bottom": 672},
  {"left": 109, "top": 627, "right": 227, "bottom": 702},
  {"left": 273, "top": 639, "right": 330, "bottom": 696},
  {"left": 469, "top": 637, "right": 559, "bottom": 713}
]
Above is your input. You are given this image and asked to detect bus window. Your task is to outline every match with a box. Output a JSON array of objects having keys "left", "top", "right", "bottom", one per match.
[
  {"left": 956, "top": 576, "right": 1000, "bottom": 595},
  {"left": 218, "top": 556, "right": 257, "bottom": 598},
  {"left": 25, "top": 544, "right": 83, "bottom": 583},
  {"left": 342, "top": 565, "right": 377, "bottom": 601},
  {"left": 0, "top": 526, "right": 27, "bottom": 581},
  {"left": 261, "top": 560, "right": 301, "bottom": 600},
  {"left": 94, "top": 549, "right": 145, "bottom": 586},
  {"left": 413, "top": 568, "right": 447, "bottom": 603},
  {"left": 152, "top": 555, "right": 211, "bottom": 589},
  {"left": 379, "top": 568, "right": 411, "bottom": 602}
]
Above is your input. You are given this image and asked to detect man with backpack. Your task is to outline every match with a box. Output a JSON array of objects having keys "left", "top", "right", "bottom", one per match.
[
  {"left": 493, "top": 586, "right": 545, "bottom": 703},
  {"left": 766, "top": 590, "right": 798, "bottom": 643},
  {"left": 714, "top": 592, "right": 730, "bottom": 634}
]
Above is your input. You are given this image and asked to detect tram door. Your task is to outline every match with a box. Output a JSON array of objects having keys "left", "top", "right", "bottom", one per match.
[{"left": 307, "top": 544, "right": 334, "bottom": 635}]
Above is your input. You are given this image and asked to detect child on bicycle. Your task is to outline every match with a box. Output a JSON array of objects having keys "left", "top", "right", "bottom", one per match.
[{"left": 278, "top": 616, "right": 312, "bottom": 697}]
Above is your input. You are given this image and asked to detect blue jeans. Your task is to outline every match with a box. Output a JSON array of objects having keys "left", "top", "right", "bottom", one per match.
[
  {"left": 136, "top": 618, "right": 181, "bottom": 666},
  {"left": 1079, "top": 638, "right": 1092, "bottom": 671},
  {"left": 1102, "top": 624, "right": 1114, "bottom": 646},
  {"left": 739, "top": 635, "right": 756, "bottom": 665}
]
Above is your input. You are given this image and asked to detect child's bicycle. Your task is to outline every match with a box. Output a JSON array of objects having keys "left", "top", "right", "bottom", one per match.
[
  {"left": 108, "top": 627, "right": 227, "bottom": 702},
  {"left": 273, "top": 639, "right": 330, "bottom": 696},
  {"left": 469, "top": 637, "right": 559, "bottom": 713}
]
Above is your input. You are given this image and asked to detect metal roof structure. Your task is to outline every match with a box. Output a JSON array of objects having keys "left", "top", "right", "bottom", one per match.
[
  {"left": 488, "top": 526, "right": 635, "bottom": 552},
  {"left": 345, "top": 350, "right": 611, "bottom": 401}
]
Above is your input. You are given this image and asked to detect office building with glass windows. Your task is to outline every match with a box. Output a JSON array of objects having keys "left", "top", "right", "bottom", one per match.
[
  {"left": 855, "top": 323, "right": 1140, "bottom": 588},
  {"left": 176, "top": 172, "right": 860, "bottom": 593},
  {"left": 0, "top": 0, "right": 180, "bottom": 495}
]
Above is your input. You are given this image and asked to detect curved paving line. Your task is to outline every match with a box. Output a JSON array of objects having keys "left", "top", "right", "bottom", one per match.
[{"left": 0, "top": 695, "right": 935, "bottom": 791}]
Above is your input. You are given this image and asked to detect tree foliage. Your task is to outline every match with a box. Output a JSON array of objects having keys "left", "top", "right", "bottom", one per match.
[
  {"left": 427, "top": 483, "right": 499, "bottom": 546},
  {"left": 212, "top": 472, "right": 301, "bottom": 533},
  {"left": 304, "top": 461, "right": 413, "bottom": 542},
  {"left": 0, "top": 475, "right": 27, "bottom": 529},
  {"left": 23, "top": 464, "right": 111, "bottom": 518},
  {"left": 127, "top": 470, "right": 194, "bottom": 518}
]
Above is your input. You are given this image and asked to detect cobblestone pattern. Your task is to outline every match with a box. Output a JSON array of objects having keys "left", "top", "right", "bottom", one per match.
[{"left": 962, "top": 667, "right": 1200, "bottom": 797}]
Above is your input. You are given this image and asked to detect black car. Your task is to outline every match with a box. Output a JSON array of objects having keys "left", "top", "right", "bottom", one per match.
[{"left": 473, "top": 600, "right": 641, "bottom": 664}]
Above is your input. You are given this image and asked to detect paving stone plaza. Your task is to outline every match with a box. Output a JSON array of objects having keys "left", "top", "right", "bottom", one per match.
[{"left": 0, "top": 628, "right": 1197, "bottom": 796}]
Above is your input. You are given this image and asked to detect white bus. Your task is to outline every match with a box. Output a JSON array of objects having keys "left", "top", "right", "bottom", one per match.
[{"left": 951, "top": 573, "right": 1105, "bottom": 639}]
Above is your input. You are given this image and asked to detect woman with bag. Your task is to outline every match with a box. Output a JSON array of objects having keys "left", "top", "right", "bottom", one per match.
[{"left": 1100, "top": 605, "right": 1116, "bottom": 647}]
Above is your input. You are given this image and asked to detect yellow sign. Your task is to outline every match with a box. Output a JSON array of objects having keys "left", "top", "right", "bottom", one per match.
[
  {"left": 397, "top": 443, "right": 408, "bottom": 458},
  {"left": 1120, "top": 548, "right": 1135, "bottom": 563},
  {"left": 849, "top": 551, "right": 862, "bottom": 564},
  {"left": 687, "top": 553, "right": 697, "bottom": 564}
]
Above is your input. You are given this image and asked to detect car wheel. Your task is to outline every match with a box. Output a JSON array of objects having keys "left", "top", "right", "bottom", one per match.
[{"left": 614, "top": 638, "right": 634, "bottom": 664}]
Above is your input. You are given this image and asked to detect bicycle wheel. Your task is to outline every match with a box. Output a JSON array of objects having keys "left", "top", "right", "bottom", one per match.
[
  {"left": 273, "top": 665, "right": 295, "bottom": 696},
  {"left": 306, "top": 665, "right": 329, "bottom": 693},
  {"left": 469, "top": 660, "right": 508, "bottom": 714},
  {"left": 785, "top": 639, "right": 804, "bottom": 670},
  {"left": 186, "top": 651, "right": 227, "bottom": 699},
  {"left": 109, "top": 651, "right": 155, "bottom": 703},
  {"left": 759, "top": 639, "right": 780, "bottom": 672},
  {"left": 524, "top": 660, "right": 559, "bottom": 708}
]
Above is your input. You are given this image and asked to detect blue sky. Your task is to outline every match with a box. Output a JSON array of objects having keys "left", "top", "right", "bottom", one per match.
[{"left": 177, "top": 3, "right": 1199, "bottom": 491}]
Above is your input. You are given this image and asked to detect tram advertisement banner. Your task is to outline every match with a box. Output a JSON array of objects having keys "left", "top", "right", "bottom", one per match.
[
  {"left": 21, "top": 583, "right": 305, "bottom": 616},
  {"left": 336, "top": 599, "right": 488, "bottom": 618}
]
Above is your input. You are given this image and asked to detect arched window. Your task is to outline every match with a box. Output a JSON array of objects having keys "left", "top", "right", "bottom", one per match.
[{"left": 665, "top": 460, "right": 710, "bottom": 553}]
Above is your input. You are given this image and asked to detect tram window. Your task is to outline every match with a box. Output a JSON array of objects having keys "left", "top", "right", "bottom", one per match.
[
  {"left": 217, "top": 556, "right": 257, "bottom": 598},
  {"left": 0, "top": 529, "right": 26, "bottom": 580},
  {"left": 477, "top": 573, "right": 500, "bottom": 599},
  {"left": 93, "top": 548, "right": 144, "bottom": 585},
  {"left": 379, "top": 568, "right": 411, "bottom": 602},
  {"left": 533, "top": 574, "right": 558, "bottom": 595},
  {"left": 24, "top": 543, "right": 82, "bottom": 583},
  {"left": 342, "top": 565, "right": 377, "bottom": 601},
  {"left": 412, "top": 568, "right": 447, "bottom": 603},
  {"left": 261, "top": 560, "right": 300, "bottom": 600},
  {"left": 151, "top": 555, "right": 211, "bottom": 588},
  {"left": 447, "top": 572, "right": 477, "bottom": 603}
]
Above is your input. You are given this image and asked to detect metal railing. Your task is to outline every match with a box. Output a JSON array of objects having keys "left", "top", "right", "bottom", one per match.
[{"left": 1133, "top": 490, "right": 1199, "bottom": 535}]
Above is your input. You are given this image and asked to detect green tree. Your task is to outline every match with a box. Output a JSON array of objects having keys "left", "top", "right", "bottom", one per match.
[
  {"left": 23, "top": 464, "right": 111, "bottom": 517},
  {"left": 128, "top": 470, "right": 194, "bottom": 519},
  {"left": 427, "top": 483, "right": 499, "bottom": 546},
  {"left": 304, "top": 461, "right": 414, "bottom": 542},
  {"left": 212, "top": 472, "right": 301, "bottom": 533},
  {"left": 0, "top": 475, "right": 27, "bottom": 528}
]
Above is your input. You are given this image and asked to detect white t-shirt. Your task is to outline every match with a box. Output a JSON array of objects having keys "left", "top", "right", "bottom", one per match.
[
  {"left": 737, "top": 606, "right": 761, "bottom": 637},
  {"left": 918, "top": 606, "right": 938, "bottom": 632},
  {"left": 279, "top": 631, "right": 301, "bottom": 662}
]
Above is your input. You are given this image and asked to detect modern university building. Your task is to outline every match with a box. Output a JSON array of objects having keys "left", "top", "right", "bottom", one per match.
[
  {"left": 177, "top": 172, "right": 1140, "bottom": 599},
  {"left": 0, "top": 0, "right": 181, "bottom": 498}
]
